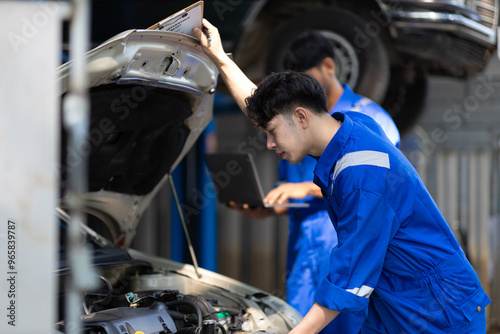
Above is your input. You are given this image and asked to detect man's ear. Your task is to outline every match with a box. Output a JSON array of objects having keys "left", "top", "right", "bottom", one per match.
[
  {"left": 294, "top": 107, "right": 309, "bottom": 128},
  {"left": 321, "top": 57, "right": 336, "bottom": 74}
]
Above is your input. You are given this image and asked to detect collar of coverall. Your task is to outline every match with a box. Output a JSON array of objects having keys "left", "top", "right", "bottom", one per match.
[{"left": 313, "top": 112, "right": 352, "bottom": 188}]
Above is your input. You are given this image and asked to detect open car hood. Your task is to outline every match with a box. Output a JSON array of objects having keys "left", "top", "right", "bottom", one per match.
[{"left": 58, "top": 29, "right": 218, "bottom": 247}]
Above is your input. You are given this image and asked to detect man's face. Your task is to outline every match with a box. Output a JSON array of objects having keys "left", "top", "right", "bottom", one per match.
[{"left": 264, "top": 113, "right": 307, "bottom": 164}]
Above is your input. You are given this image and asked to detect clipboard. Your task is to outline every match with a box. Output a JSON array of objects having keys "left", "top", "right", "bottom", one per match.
[
  {"left": 147, "top": 1, "right": 204, "bottom": 38},
  {"left": 204, "top": 153, "right": 310, "bottom": 208}
]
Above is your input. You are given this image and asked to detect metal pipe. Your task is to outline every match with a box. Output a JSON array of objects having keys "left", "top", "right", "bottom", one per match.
[
  {"left": 491, "top": 136, "right": 500, "bottom": 327},
  {"left": 63, "top": 0, "right": 98, "bottom": 332},
  {"left": 169, "top": 174, "right": 202, "bottom": 278}
]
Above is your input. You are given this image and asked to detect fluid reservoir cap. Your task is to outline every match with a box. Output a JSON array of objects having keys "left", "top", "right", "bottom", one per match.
[{"left": 135, "top": 332, "right": 145, "bottom": 334}]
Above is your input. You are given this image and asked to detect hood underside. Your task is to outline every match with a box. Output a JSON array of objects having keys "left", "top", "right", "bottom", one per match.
[
  {"left": 57, "top": 29, "right": 219, "bottom": 246},
  {"left": 68, "top": 84, "right": 193, "bottom": 196}
]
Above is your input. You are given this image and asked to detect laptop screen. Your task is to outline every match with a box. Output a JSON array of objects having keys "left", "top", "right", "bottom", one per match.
[{"left": 204, "top": 153, "right": 309, "bottom": 208}]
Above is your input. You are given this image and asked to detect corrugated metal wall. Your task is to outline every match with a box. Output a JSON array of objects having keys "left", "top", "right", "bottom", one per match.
[{"left": 406, "top": 57, "right": 500, "bottom": 328}]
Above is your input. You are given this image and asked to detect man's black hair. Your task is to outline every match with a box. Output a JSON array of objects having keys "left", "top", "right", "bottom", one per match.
[
  {"left": 245, "top": 72, "right": 328, "bottom": 129},
  {"left": 283, "top": 31, "right": 335, "bottom": 72}
]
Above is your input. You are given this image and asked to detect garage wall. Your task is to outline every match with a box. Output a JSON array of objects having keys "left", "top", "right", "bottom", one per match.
[{"left": 403, "top": 55, "right": 500, "bottom": 329}]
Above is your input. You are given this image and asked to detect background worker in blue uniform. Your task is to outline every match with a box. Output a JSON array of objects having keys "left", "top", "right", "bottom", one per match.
[
  {"left": 241, "top": 71, "right": 491, "bottom": 333},
  {"left": 194, "top": 22, "right": 399, "bottom": 333}
]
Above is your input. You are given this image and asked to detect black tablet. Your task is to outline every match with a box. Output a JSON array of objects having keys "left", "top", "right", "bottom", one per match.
[{"left": 204, "top": 152, "right": 309, "bottom": 208}]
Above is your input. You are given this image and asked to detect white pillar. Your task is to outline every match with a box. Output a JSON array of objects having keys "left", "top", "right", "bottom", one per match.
[{"left": 0, "top": 2, "right": 62, "bottom": 332}]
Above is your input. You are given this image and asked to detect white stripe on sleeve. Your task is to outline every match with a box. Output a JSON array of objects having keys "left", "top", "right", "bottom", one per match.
[
  {"left": 333, "top": 151, "right": 390, "bottom": 181},
  {"left": 346, "top": 285, "right": 374, "bottom": 298}
]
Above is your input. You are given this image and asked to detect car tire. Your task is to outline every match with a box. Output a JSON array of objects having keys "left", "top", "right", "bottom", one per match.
[
  {"left": 382, "top": 67, "right": 428, "bottom": 135},
  {"left": 265, "top": 7, "right": 390, "bottom": 104}
]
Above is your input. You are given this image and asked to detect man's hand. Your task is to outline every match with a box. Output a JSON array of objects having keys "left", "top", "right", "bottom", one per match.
[
  {"left": 192, "top": 19, "right": 226, "bottom": 65},
  {"left": 263, "top": 182, "right": 322, "bottom": 205}
]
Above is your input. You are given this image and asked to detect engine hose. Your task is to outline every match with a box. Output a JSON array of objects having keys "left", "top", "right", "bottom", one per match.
[
  {"left": 164, "top": 300, "right": 203, "bottom": 327},
  {"left": 186, "top": 295, "right": 219, "bottom": 321},
  {"left": 85, "top": 275, "right": 114, "bottom": 314},
  {"left": 167, "top": 309, "right": 198, "bottom": 324},
  {"left": 176, "top": 327, "right": 203, "bottom": 334},
  {"left": 216, "top": 322, "right": 227, "bottom": 334}
]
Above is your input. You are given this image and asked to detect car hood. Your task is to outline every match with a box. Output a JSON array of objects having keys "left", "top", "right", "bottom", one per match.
[{"left": 57, "top": 29, "right": 218, "bottom": 247}]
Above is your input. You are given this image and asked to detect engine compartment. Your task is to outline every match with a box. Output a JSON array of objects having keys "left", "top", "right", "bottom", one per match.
[
  {"left": 77, "top": 288, "right": 247, "bottom": 334},
  {"left": 55, "top": 200, "right": 300, "bottom": 334},
  {"left": 55, "top": 233, "right": 297, "bottom": 334},
  {"left": 56, "top": 226, "right": 261, "bottom": 334},
  {"left": 57, "top": 266, "right": 259, "bottom": 334}
]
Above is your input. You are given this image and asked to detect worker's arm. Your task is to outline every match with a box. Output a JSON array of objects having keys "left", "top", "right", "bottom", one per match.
[
  {"left": 193, "top": 19, "right": 256, "bottom": 114},
  {"left": 290, "top": 302, "right": 339, "bottom": 334}
]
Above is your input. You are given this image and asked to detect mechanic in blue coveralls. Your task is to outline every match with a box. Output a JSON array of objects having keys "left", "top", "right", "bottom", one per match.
[
  {"left": 271, "top": 31, "right": 400, "bottom": 319},
  {"left": 194, "top": 21, "right": 491, "bottom": 333},
  {"left": 230, "top": 31, "right": 400, "bottom": 331},
  {"left": 242, "top": 71, "right": 491, "bottom": 333},
  {"left": 197, "top": 24, "right": 399, "bottom": 332},
  {"left": 194, "top": 21, "right": 399, "bottom": 332}
]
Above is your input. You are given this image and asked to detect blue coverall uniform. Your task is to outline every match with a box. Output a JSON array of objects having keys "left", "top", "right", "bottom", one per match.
[
  {"left": 281, "top": 85, "right": 399, "bottom": 333},
  {"left": 313, "top": 111, "right": 491, "bottom": 333}
]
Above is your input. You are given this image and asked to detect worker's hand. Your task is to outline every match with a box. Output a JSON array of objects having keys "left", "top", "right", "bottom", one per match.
[
  {"left": 289, "top": 302, "right": 339, "bottom": 334},
  {"left": 226, "top": 201, "right": 277, "bottom": 219},
  {"left": 192, "top": 19, "right": 226, "bottom": 64},
  {"left": 264, "top": 182, "right": 321, "bottom": 205}
]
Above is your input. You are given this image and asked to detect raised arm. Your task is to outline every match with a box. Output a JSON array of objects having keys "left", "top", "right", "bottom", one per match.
[{"left": 193, "top": 19, "right": 256, "bottom": 114}]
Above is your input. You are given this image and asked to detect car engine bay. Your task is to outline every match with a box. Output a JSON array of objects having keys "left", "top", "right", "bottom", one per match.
[
  {"left": 71, "top": 287, "right": 251, "bottom": 334},
  {"left": 55, "top": 218, "right": 298, "bottom": 334}
]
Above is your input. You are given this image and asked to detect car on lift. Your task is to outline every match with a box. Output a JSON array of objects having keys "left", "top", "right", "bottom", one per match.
[
  {"left": 230, "top": 0, "right": 499, "bottom": 134},
  {"left": 55, "top": 25, "right": 301, "bottom": 333},
  {"left": 89, "top": 0, "right": 499, "bottom": 134}
]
